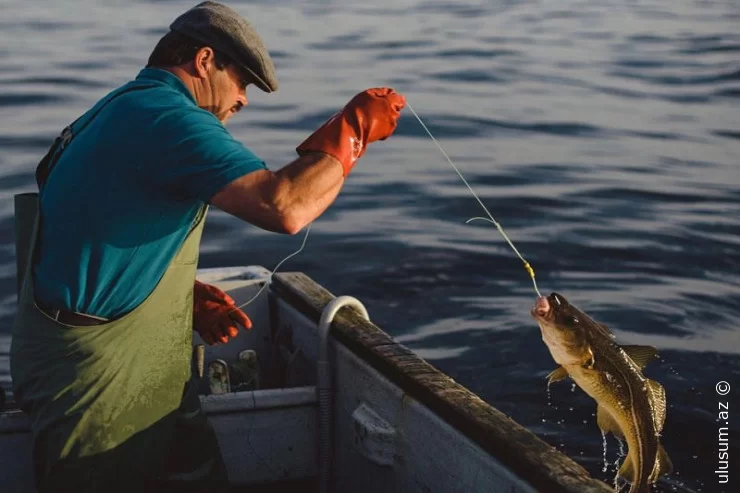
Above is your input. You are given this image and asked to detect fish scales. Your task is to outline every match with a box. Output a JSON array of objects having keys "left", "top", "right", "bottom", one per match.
[{"left": 532, "top": 292, "right": 672, "bottom": 493}]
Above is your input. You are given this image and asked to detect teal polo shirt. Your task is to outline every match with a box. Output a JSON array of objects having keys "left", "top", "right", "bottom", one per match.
[{"left": 33, "top": 68, "right": 266, "bottom": 318}]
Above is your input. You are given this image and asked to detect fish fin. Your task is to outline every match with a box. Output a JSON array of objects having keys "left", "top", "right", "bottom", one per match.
[
  {"left": 649, "top": 444, "right": 673, "bottom": 483},
  {"left": 546, "top": 366, "right": 569, "bottom": 385},
  {"left": 617, "top": 451, "right": 637, "bottom": 484},
  {"left": 646, "top": 379, "right": 667, "bottom": 433},
  {"left": 596, "top": 405, "right": 624, "bottom": 439},
  {"left": 621, "top": 345, "right": 659, "bottom": 369}
]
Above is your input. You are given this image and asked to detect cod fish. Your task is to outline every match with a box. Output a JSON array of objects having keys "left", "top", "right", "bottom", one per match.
[{"left": 531, "top": 292, "right": 672, "bottom": 493}]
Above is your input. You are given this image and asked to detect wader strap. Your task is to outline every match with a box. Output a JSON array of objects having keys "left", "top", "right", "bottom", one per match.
[{"left": 35, "top": 84, "right": 154, "bottom": 190}]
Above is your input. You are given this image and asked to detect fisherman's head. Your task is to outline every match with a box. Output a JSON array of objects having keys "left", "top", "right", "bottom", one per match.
[{"left": 147, "top": 1, "right": 278, "bottom": 123}]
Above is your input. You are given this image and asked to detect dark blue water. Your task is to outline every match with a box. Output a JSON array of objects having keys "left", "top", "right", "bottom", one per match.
[{"left": 1, "top": 1, "right": 738, "bottom": 491}]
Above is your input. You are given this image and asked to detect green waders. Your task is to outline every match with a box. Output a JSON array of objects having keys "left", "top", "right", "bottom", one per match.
[{"left": 10, "top": 205, "right": 228, "bottom": 492}]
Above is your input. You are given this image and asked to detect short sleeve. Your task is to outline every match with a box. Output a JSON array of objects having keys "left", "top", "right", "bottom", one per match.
[{"left": 142, "top": 107, "right": 267, "bottom": 202}]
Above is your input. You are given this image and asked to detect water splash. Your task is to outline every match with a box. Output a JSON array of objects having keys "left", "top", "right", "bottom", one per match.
[
  {"left": 601, "top": 431, "right": 609, "bottom": 473},
  {"left": 610, "top": 439, "right": 628, "bottom": 493},
  {"left": 613, "top": 471, "right": 621, "bottom": 492},
  {"left": 612, "top": 455, "right": 622, "bottom": 491},
  {"left": 613, "top": 475, "right": 628, "bottom": 493},
  {"left": 616, "top": 437, "right": 626, "bottom": 458}
]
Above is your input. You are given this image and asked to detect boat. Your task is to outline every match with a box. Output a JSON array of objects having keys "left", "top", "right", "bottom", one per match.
[{"left": 0, "top": 195, "right": 613, "bottom": 492}]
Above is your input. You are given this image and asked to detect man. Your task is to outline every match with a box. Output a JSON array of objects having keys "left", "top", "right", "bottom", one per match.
[{"left": 10, "top": 1, "right": 405, "bottom": 492}]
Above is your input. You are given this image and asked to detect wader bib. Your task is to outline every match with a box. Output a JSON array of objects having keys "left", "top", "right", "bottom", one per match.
[
  {"left": 10, "top": 85, "right": 228, "bottom": 492},
  {"left": 11, "top": 205, "right": 227, "bottom": 492}
]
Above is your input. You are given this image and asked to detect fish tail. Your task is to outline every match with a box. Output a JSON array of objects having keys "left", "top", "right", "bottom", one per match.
[
  {"left": 627, "top": 483, "right": 650, "bottom": 493},
  {"left": 649, "top": 443, "right": 673, "bottom": 483},
  {"left": 619, "top": 452, "right": 648, "bottom": 493},
  {"left": 618, "top": 451, "right": 636, "bottom": 483}
]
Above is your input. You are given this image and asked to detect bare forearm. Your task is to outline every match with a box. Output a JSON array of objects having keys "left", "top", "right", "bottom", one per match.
[
  {"left": 212, "top": 86, "right": 404, "bottom": 235},
  {"left": 271, "top": 151, "right": 345, "bottom": 233},
  {"left": 210, "top": 152, "right": 344, "bottom": 235}
]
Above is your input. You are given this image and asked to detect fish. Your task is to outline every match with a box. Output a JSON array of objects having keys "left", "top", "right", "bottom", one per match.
[{"left": 531, "top": 292, "right": 673, "bottom": 493}]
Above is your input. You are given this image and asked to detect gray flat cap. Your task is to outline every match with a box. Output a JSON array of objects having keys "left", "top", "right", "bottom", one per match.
[{"left": 170, "top": 1, "right": 278, "bottom": 93}]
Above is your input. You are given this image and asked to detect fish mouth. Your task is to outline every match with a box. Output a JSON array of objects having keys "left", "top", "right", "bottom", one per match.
[{"left": 531, "top": 295, "right": 552, "bottom": 320}]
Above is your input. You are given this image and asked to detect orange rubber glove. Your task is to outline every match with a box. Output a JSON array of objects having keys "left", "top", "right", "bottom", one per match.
[
  {"left": 296, "top": 87, "right": 406, "bottom": 176},
  {"left": 193, "top": 280, "right": 252, "bottom": 345}
]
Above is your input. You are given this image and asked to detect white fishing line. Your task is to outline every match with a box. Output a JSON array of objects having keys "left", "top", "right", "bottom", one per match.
[
  {"left": 405, "top": 102, "right": 542, "bottom": 297},
  {"left": 234, "top": 222, "right": 313, "bottom": 311},
  {"left": 201, "top": 222, "right": 312, "bottom": 343},
  {"left": 213, "top": 100, "right": 542, "bottom": 337}
]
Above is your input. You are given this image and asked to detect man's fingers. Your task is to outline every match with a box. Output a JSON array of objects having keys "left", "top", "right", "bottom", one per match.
[
  {"left": 199, "top": 282, "right": 234, "bottom": 304},
  {"left": 217, "top": 320, "right": 231, "bottom": 343},
  {"left": 228, "top": 309, "right": 252, "bottom": 330},
  {"left": 201, "top": 331, "right": 216, "bottom": 345},
  {"left": 222, "top": 320, "right": 239, "bottom": 339}
]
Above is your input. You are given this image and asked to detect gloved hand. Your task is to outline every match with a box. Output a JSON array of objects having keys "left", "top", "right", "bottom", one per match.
[
  {"left": 193, "top": 280, "right": 252, "bottom": 345},
  {"left": 296, "top": 87, "right": 406, "bottom": 176}
]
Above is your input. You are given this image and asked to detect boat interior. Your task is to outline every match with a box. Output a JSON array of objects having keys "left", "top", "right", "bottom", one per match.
[{"left": 1, "top": 265, "right": 612, "bottom": 493}]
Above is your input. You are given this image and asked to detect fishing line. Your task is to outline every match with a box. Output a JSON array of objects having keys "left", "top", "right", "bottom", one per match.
[
  {"left": 200, "top": 222, "right": 312, "bottom": 343},
  {"left": 405, "top": 102, "right": 542, "bottom": 297},
  {"left": 234, "top": 221, "right": 313, "bottom": 311},
  {"left": 208, "top": 100, "right": 542, "bottom": 341}
]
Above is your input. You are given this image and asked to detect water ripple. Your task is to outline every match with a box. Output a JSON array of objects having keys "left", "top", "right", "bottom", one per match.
[
  {"left": 711, "top": 129, "right": 740, "bottom": 140},
  {"left": 609, "top": 68, "right": 740, "bottom": 86},
  {"left": 430, "top": 69, "right": 508, "bottom": 84},
  {"left": 0, "top": 136, "right": 53, "bottom": 150},
  {"left": 1, "top": 76, "right": 109, "bottom": 89},
  {"left": 0, "top": 2, "right": 737, "bottom": 491},
  {"left": 0, "top": 93, "right": 71, "bottom": 106},
  {"left": 54, "top": 60, "right": 114, "bottom": 71}
]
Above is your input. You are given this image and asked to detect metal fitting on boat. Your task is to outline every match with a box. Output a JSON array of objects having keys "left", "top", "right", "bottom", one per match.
[{"left": 318, "top": 296, "right": 370, "bottom": 493}]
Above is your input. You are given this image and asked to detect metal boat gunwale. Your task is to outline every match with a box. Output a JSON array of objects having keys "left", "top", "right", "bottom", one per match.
[{"left": 270, "top": 271, "right": 612, "bottom": 493}]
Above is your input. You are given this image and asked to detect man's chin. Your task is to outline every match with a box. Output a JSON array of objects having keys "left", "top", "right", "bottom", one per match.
[
  {"left": 219, "top": 109, "right": 240, "bottom": 124},
  {"left": 199, "top": 105, "right": 232, "bottom": 124},
  {"left": 213, "top": 113, "right": 231, "bottom": 125}
]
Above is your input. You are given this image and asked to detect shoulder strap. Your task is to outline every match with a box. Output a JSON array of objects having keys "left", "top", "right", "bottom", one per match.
[{"left": 35, "top": 83, "right": 154, "bottom": 189}]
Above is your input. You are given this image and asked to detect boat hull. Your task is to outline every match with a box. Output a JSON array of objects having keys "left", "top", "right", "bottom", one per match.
[{"left": 1, "top": 267, "right": 612, "bottom": 492}]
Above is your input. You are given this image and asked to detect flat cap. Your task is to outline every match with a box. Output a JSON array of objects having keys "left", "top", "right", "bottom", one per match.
[{"left": 170, "top": 1, "right": 278, "bottom": 93}]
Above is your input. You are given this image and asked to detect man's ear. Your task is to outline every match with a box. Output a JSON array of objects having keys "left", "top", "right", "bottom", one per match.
[{"left": 193, "top": 47, "right": 215, "bottom": 79}]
